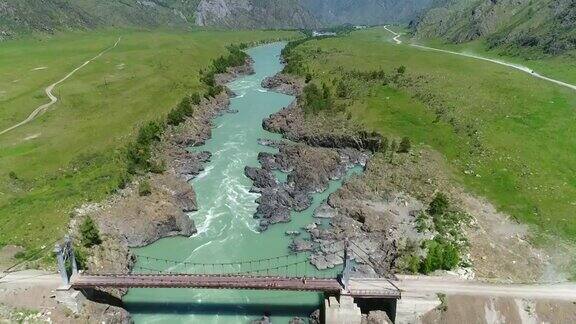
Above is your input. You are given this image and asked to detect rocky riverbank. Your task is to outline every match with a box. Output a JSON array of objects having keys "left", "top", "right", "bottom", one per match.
[
  {"left": 260, "top": 72, "right": 557, "bottom": 281},
  {"left": 67, "top": 59, "right": 255, "bottom": 322}
]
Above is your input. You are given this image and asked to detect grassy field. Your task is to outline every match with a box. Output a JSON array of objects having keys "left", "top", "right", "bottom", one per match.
[
  {"left": 293, "top": 28, "right": 576, "bottom": 246},
  {"left": 0, "top": 28, "right": 298, "bottom": 257}
]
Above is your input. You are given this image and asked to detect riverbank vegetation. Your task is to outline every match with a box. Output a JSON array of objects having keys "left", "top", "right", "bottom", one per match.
[
  {"left": 0, "top": 29, "right": 299, "bottom": 262},
  {"left": 285, "top": 28, "right": 576, "bottom": 266}
]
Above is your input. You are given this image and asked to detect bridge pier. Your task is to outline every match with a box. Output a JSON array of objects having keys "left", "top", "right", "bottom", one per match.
[{"left": 322, "top": 292, "right": 397, "bottom": 324}]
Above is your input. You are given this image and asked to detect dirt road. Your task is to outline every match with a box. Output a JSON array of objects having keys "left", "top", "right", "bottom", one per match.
[
  {"left": 396, "top": 275, "right": 576, "bottom": 301},
  {"left": 0, "top": 270, "right": 59, "bottom": 287},
  {"left": 383, "top": 26, "right": 576, "bottom": 92},
  {"left": 0, "top": 37, "right": 122, "bottom": 137}
]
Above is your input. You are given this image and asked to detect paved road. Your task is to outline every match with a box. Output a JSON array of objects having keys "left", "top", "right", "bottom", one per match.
[
  {"left": 396, "top": 275, "right": 576, "bottom": 301},
  {"left": 0, "top": 37, "right": 122, "bottom": 137},
  {"left": 383, "top": 26, "right": 576, "bottom": 92}
]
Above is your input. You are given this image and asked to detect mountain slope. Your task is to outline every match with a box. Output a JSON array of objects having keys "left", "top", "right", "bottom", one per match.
[
  {"left": 0, "top": 0, "right": 198, "bottom": 39},
  {"left": 412, "top": 0, "right": 576, "bottom": 56},
  {"left": 301, "top": 0, "right": 434, "bottom": 26},
  {"left": 194, "top": 0, "right": 319, "bottom": 29},
  {"left": 0, "top": 0, "right": 438, "bottom": 39}
]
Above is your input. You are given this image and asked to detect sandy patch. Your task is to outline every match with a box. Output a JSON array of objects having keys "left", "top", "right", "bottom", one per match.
[
  {"left": 31, "top": 67, "right": 48, "bottom": 71},
  {"left": 458, "top": 192, "right": 567, "bottom": 282}
]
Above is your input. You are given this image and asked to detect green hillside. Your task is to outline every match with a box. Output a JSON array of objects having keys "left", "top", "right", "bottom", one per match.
[
  {"left": 412, "top": 0, "right": 576, "bottom": 57},
  {"left": 289, "top": 28, "right": 576, "bottom": 248}
]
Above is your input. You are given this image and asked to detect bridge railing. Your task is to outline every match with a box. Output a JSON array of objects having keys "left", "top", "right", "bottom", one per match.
[{"left": 124, "top": 252, "right": 343, "bottom": 280}]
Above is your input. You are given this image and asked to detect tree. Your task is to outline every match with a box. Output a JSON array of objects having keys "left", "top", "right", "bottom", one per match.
[
  {"left": 80, "top": 217, "right": 101, "bottom": 248},
  {"left": 398, "top": 136, "right": 411, "bottom": 153}
]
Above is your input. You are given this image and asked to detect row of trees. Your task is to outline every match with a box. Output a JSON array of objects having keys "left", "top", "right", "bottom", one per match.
[{"left": 124, "top": 45, "right": 249, "bottom": 183}]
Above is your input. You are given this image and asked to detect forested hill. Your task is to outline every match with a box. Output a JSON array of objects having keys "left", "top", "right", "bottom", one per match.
[
  {"left": 0, "top": 0, "right": 434, "bottom": 39},
  {"left": 411, "top": 0, "right": 576, "bottom": 56}
]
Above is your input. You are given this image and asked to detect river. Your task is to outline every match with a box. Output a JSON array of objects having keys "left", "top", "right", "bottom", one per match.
[{"left": 123, "top": 42, "right": 356, "bottom": 323}]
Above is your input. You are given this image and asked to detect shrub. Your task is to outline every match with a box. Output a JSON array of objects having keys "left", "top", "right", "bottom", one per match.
[
  {"left": 126, "top": 141, "right": 151, "bottom": 174},
  {"left": 117, "top": 172, "right": 130, "bottom": 189},
  {"left": 398, "top": 136, "right": 411, "bottom": 153},
  {"left": 419, "top": 238, "right": 460, "bottom": 274},
  {"left": 428, "top": 193, "right": 449, "bottom": 216},
  {"left": 137, "top": 121, "right": 164, "bottom": 145},
  {"left": 336, "top": 80, "right": 350, "bottom": 98},
  {"left": 80, "top": 217, "right": 101, "bottom": 248},
  {"left": 406, "top": 254, "right": 421, "bottom": 274},
  {"left": 149, "top": 160, "right": 166, "bottom": 174},
  {"left": 167, "top": 96, "right": 194, "bottom": 126},
  {"left": 8, "top": 171, "right": 18, "bottom": 180},
  {"left": 126, "top": 120, "right": 166, "bottom": 174},
  {"left": 139, "top": 180, "right": 152, "bottom": 196},
  {"left": 396, "top": 65, "right": 407, "bottom": 75},
  {"left": 74, "top": 247, "right": 88, "bottom": 270}
]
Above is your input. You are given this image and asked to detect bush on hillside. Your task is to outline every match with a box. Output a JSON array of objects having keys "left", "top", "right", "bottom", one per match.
[
  {"left": 428, "top": 193, "right": 449, "bottom": 216},
  {"left": 167, "top": 96, "right": 195, "bottom": 126},
  {"left": 137, "top": 120, "right": 164, "bottom": 145},
  {"left": 419, "top": 238, "right": 460, "bottom": 274},
  {"left": 138, "top": 180, "right": 152, "bottom": 196},
  {"left": 398, "top": 136, "right": 411, "bottom": 153},
  {"left": 80, "top": 217, "right": 101, "bottom": 248}
]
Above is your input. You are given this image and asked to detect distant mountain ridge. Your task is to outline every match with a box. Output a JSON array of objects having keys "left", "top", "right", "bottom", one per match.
[
  {"left": 0, "top": 0, "right": 434, "bottom": 39},
  {"left": 411, "top": 0, "right": 576, "bottom": 56}
]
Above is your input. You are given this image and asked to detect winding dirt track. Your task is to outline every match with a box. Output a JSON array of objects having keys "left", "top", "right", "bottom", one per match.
[
  {"left": 382, "top": 26, "right": 576, "bottom": 92},
  {"left": 0, "top": 37, "right": 122, "bottom": 137}
]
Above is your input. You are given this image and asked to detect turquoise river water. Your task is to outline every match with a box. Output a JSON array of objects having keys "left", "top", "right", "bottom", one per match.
[{"left": 123, "top": 42, "right": 359, "bottom": 323}]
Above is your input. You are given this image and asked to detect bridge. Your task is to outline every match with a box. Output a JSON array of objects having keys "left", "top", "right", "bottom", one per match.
[{"left": 57, "top": 236, "right": 400, "bottom": 298}]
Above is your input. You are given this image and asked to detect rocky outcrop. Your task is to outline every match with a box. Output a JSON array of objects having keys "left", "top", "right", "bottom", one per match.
[
  {"left": 262, "top": 102, "right": 384, "bottom": 152},
  {"left": 364, "top": 310, "right": 393, "bottom": 324},
  {"left": 195, "top": 0, "right": 319, "bottom": 29},
  {"left": 261, "top": 74, "right": 304, "bottom": 96},
  {"left": 245, "top": 141, "right": 368, "bottom": 230}
]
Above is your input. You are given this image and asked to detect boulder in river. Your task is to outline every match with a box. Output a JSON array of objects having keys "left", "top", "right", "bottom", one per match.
[{"left": 290, "top": 238, "right": 314, "bottom": 252}]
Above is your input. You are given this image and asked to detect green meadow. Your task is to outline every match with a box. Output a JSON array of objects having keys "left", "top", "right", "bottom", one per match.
[
  {"left": 0, "top": 29, "right": 298, "bottom": 256},
  {"left": 294, "top": 28, "right": 576, "bottom": 244}
]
